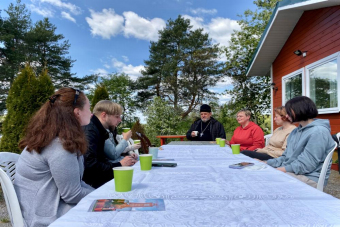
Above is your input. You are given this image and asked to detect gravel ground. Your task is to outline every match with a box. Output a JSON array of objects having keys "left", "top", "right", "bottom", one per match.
[{"left": 0, "top": 170, "right": 340, "bottom": 226}]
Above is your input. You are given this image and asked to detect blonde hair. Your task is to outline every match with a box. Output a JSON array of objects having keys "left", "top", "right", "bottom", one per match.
[
  {"left": 93, "top": 100, "right": 123, "bottom": 116},
  {"left": 237, "top": 109, "right": 251, "bottom": 117}
]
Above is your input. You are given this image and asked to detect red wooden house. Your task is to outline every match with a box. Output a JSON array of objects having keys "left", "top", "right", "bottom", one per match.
[{"left": 247, "top": 0, "right": 340, "bottom": 135}]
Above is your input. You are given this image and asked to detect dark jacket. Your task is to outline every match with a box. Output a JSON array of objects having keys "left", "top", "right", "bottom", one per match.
[
  {"left": 186, "top": 117, "right": 226, "bottom": 141},
  {"left": 83, "top": 115, "right": 121, "bottom": 188}
]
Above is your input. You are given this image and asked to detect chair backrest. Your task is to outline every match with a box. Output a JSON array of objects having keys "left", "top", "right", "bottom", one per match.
[
  {"left": 136, "top": 132, "right": 150, "bottom": 154},
  {"left": 0, "top": 168, "right": 24, "bottom": 227},
  {"left": 0, "top": 152, "right": 20, "bottom": 182},
  {"left": 264, "top": 134, "right": 272, "bottom": 146},
  {"left": 317, "top": 142, "right": 338, "bottom": 192}
]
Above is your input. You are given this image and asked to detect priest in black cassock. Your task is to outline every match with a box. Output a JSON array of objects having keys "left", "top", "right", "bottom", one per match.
[{"left": 186, "top": 104, "right": 226, "bottom": 141}]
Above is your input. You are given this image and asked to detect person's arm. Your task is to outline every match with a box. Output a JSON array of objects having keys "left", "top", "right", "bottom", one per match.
[
  {"left": 247, "top": 127, "right": 265, "bottom": 151},
  {"left": 48, "top": 145, "right": 94, "bottom": 204},
  {"left": 104, "top": 139, "right": 128, "bottom": 161},
  {"left": 217, "top": 122, "right": 226, "bottom": 139},
  {"left": 84, "top": 127, "right": 121, "bottom": 173},
  {"left": 284, "top": 131, "right": 332, "bottom": 175},
  {"left": 186, "top": 121, "right": 199, "bottom": 141}
]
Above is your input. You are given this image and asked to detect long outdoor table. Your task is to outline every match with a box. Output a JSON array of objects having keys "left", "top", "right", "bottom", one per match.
[
  {"left": 168, "top": 141, "right": 217, "bottom": 145},
  {"left": 50, "top": 145, "right": 340, "bottom": 226}
]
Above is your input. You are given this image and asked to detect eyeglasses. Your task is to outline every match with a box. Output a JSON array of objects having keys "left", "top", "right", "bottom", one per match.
[{"left": 72, "top": 88, "right": 81, "bottom": 106}]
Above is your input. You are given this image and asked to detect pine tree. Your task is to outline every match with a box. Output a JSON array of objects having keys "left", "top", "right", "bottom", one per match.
[
  {"left": 0, "top": 65, "right": 54, "bottom": 153},
  {"left": 91, "top": 84, "right": 109, "bottom": 111}
]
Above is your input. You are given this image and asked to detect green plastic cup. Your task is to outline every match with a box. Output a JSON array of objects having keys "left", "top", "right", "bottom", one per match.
[
  {"left": 122, "top": 128, "right": 130, "bottom": 133},
  {"left": 231, "top": 144, "right": 241, "bottom": 154},
  {"left": 216, "top": 138, "right": 221, "bottom": 144},
  {"left": 219, "top": 139, "right": 226, "bottom": 147},
  {"left": 113, "top": 167, "right": 134, "bottom": 192},
  {"left": 134, "top": 140, "right": 140, "bottom": 144},
  {"left": 139, "top": 154, "right": 152, "bottom": 171}
]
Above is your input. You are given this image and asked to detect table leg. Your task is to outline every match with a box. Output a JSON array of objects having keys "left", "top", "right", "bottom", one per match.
[
  {"left": 180, "top": 138, "right": 184, "bottom": 141},
  {"left": 160, "top": 138, "right": 165, "bottom": 146}
]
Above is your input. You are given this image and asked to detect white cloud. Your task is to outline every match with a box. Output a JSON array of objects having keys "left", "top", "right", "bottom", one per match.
[
  {"left": 40, "top": 0, "right": 81, "bottom": 15},
  {"left": 122, "top": 56, "right": 129, "bottom": 62},
  {"left": 90, "top": 68, "right": 108, "bottom": 76},
  {"left": 29, "top": 4, "right": 54, "bottom": 17},
  {"left": 207, "top": 17, "right": 240, "bottom": 47},
  {"left": 111, "top": 58, "right": 144, "bottom": 80},
  {"left": 183, "top": 15, "right": 240, "bottom": 47},
  {"left": 190, "top": 8, "right": 217, "bottom": 15},
  {"left": 61, "top": 11, "right": 76, "bottom": 23},
  {"left": 123, "top": 11, "right": 166, "bottom": 41},
  {"left": 216, "top": 93, "right": 232, "bottom": 105},
  {"left": 104, "top": 64, "right": 111, "bottom": 69},
  {"left": 86, "top": 9, "right": 124, "bottom": 39}
]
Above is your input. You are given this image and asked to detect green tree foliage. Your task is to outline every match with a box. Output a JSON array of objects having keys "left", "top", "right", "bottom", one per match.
[
  {"left": 224, "top": 0, "right": 281, "bottom": 125},
  {"left": 139, "top": 15, "right": 223, "bottom": 118},
  {"left": 100, "top": 73, "right": 137, "bottom": 126},
  {"left": 0, "top": 0, "right": 31, "bottom": 112},
  {"left": 0, "top": 0, "right": 95, "bottom": 113},
  {"left": 0, "top": 65, "right": 54, "bottom": 153},
  {"left": 91, "top": 84, "right": 109, "bottom": 111},
  {"left": 144, "top": 97, "right": 183, "bottom": 146}
]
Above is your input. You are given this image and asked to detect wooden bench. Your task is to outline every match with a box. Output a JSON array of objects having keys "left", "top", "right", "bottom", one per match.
[{"left": 156, "top": 135, "right": 186, "bottom": 145}]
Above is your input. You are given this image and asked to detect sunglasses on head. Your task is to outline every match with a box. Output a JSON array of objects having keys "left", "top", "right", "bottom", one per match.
[{"left": 71, "top": 88, "right": 81, "bottom": 106}]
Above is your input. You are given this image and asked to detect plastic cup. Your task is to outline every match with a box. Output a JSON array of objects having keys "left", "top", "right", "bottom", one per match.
[
  {"left": 219, "top": 139, "right": 226, "bottom": 147},
  {"left": 134, "top": 140, "right": 140, "bottom": 144},
  {"left": 139, "top": 154, "right": 152, "bottom": 171},
  {"left": 113, "top": 167, "right": 134, "bottom": 192},
  {"left": 231, "top": 144, "right": 241, "bottom": 154},
  {"left": 149, "top": 147, "right": 159, "bottom": 159},
  {"left": 216, "top": 138, "right": 221, "bottom": 144},
  {"left": 122, "top": 128, "right": 130, "bottom": 133}
]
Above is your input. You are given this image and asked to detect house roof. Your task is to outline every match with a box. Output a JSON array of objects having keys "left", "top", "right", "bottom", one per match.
[{"left": 246, "top": 0, "right": 340, "bottom": 77}]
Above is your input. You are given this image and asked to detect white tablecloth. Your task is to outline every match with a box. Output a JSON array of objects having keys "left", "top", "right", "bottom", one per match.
[{"left": 50, "top": 145, "right": 340, "bottom": 227}]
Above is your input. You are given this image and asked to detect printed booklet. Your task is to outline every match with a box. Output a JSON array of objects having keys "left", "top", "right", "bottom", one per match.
[{"left": 89, "top": 199, "right": 165, "bottom": 212}]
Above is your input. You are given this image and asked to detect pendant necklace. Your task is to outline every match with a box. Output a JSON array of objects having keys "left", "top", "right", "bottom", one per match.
[{"left": 200, "top": 120, "right": 211, "bottom": 137}]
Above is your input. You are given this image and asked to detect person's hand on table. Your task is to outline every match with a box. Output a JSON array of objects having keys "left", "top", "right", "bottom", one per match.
[
  {"left": 225, "top": 140, "right": 230, "bottom": 146},
  {"left": 129, "top": 152, "right": 138, "bottom": 160},
  {"left": 120, "top": 156, "right": 136, "bottom": 166},
  {"left": 191, "top": 131, "right": 197, "bottom": 137},
  {"left": 276, "top": 167, "right": 286, "bottom": 172}
]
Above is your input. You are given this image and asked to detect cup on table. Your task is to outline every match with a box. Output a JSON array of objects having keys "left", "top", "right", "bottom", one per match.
[
  {"left": 133, "top": 140, "right": 140, "bottom": 144},
  {"left": 149, "top": 147, "right": 159, "bottom": 159},
  {"left": 122, "top": 128, "right": 130, "bottom": 133},
  {"left": 113, "top": 167, "right": 134, "bottom": 192},
  {"left": 231, "top": 144, "right": 241, "bottom": 154},
  {"left": 216, "top": 138, "right": 221, "bottom": 144},
  {"left": 219, "top": 139, "right": 226, "bottom": 147},
  {"left": 139, "top": 154, "right": 153, "bottom": 171},
  {"left": 193, "top": 131, "right": 198, "bottom": 136}
]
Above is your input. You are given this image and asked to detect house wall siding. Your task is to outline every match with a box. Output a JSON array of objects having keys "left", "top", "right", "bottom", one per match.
[{"left": 272, "top": 6, "right": 340, "bottom": 134}]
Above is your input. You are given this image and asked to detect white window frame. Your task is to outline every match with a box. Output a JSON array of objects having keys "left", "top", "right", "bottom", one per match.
[
  {"left": 305, "top": 52, "right": 340, "bottom": 114},
  {"left": 282, "top": 68, "right": 305, "bottom": 106}
]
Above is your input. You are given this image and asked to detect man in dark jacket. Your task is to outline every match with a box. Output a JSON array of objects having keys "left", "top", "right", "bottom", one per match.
[
  {"left": 83, "top": 100, "right": 136, "bottom": 189},
  {"left": 186, "top": 104, "right": 226, "bottom": 141}
]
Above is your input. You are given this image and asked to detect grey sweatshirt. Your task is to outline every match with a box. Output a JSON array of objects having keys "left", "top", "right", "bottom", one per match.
[
  {"left": 13, "top": 138, "right": 94, "bottom": 227},
  {"left": 267, "top": 119, "right": 335, "bottom": 184}
]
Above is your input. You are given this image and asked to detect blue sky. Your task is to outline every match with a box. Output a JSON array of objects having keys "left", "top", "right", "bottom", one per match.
[{"left": 1, "top": 0, "right": 257, "bottom": 104}]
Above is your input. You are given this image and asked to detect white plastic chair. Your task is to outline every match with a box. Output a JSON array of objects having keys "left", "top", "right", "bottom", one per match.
[
  {"left": 0, "top": 152, "right": 24, "bottom": 227},
  {"left": 317, "top": 142, "right": 338, "bottom": 192},
  {"left": 264, "top": 134, "right": 272, "bottom": 146}
]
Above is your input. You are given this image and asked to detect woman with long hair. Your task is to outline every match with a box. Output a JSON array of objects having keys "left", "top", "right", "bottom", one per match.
[
  {"left": 241, "top": 106, "right": 296, "bottom": 160},
  {"left": 266, "top": 96, "right": 335, "bottom": 188},
  {"left": 14, "top": 88, "right": 94, "bottom": 227}
]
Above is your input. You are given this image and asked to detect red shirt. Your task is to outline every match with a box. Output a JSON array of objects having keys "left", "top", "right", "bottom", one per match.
[{"left": 230, "top": 121, "right": 265, "bottom": 151}]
